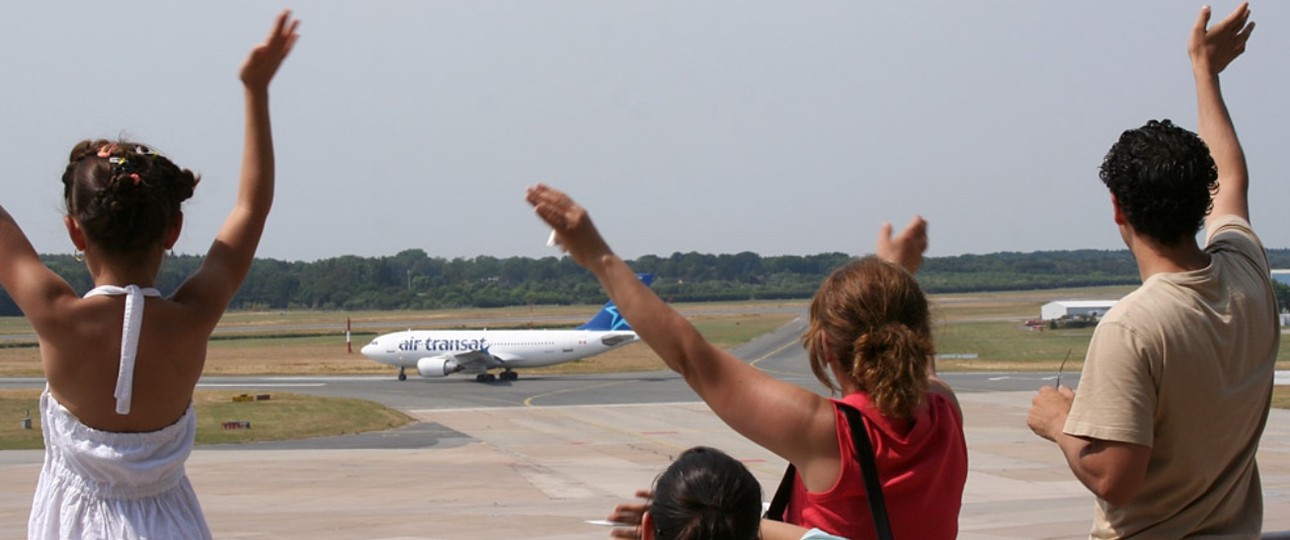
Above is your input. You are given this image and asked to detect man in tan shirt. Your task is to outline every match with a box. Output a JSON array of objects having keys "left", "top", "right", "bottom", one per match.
[{"left": 1028, "top": 4, "right": 1279, "bottom": 538}]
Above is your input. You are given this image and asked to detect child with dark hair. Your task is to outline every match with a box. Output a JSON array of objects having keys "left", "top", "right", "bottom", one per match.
[
  {"left": 607, "top": 447, "right": 847, "bottom": 540},
  {"left": 528, "top": 185, "right": 967, "bottom": 539},
  {"left": 645, "top": 446, "right": 763, "bottom": 540},
  {"left": 2, "top": 12, "right": 299, "bottom": 540}
]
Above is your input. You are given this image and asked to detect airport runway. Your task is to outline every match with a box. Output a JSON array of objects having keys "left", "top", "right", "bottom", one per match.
[{"left": 0, "top": 316, "right": 1076, "bottom": 413}]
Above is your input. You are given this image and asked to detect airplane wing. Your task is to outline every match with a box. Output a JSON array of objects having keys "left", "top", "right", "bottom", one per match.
[
  {"left": 490, "top": 351, "right": 521, "bottom": 363},
  {"left": 446, "top": 348, "right": 503, "bottom": 372}
]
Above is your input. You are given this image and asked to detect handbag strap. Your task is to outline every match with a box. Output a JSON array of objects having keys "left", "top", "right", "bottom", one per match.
[
  {"left": 765, "top": 461, "right": 796, "bottom": 521},
  {"left": 839, "top": 402, "right": 893, "bottom": 539},
  {"left": 764, "top": 402, "right": 894, "bottom": 540}
]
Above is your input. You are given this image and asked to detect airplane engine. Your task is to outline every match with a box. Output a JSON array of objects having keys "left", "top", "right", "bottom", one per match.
[{"left": 416, "top": 357, "right": 462, "bottom": 378}]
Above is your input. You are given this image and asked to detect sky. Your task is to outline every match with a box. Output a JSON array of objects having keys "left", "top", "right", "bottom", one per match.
[{"left": 1, "top": 1, "right": 1287, "bottom": 263}]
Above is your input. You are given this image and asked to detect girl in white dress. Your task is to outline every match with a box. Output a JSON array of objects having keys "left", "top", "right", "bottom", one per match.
[{"left": 0, "top": 12, "right": 298, "bottom": 540}]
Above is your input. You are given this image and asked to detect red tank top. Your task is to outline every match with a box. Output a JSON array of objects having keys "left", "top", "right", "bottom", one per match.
[{"left": 784, "top": 392, "right": 967, "bottom": 540}]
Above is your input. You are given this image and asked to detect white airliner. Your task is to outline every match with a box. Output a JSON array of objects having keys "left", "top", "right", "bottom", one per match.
[{"left": 360, "top": 290, "right": 645, "bottom": 383}]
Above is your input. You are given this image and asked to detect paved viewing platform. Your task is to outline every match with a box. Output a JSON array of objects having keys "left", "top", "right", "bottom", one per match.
[{"left": 1, "top": 388, "right": 1287, "bottom": 539}]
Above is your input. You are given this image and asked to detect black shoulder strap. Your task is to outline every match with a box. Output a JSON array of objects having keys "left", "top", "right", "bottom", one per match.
[
  {"left": 764, "top": 461, "right": 795, "bottom": 522},
  {"left": 764, "top": 402, "right": 894, "bottom": 540},
  {"left": 839, "top": 402, "right": 894, "bottom": 540}
]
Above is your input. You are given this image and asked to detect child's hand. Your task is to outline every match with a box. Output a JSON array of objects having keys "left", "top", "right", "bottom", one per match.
[{"left": 241, "top": 10, "right": 300, "bottom": 92}]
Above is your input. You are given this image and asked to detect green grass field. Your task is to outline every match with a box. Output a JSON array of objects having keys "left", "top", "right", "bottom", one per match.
[
  {"left": 934, "top": 321, "right": 1094, "bottom": 371},
  {"left": 0, "top": 390, "right": 413, "bottom": 451},
  {"left": 1275, "top": 387, "right": 1290, "bottom": 409}
]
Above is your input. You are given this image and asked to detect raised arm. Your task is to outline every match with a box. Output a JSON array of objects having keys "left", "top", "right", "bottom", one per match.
[
  {"left": 1191, "top": 3, "right": 1254, "bottom": 228},
  {"left": 526, "top": 184, "right": 836, "bottom": 466},
  {"left": 176, "top": 11, "right": 299, "bottom": 317},
  {"left": 0, "top": 208, "right": 77, "bottom": 332},
  {"left": 875, "top": 214, "right": 927, "bottom": 274}
]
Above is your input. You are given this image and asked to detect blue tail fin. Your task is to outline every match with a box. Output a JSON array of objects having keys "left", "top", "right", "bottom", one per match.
[{"left": 577, "top": 274, "right": 653, "bottom": 331}]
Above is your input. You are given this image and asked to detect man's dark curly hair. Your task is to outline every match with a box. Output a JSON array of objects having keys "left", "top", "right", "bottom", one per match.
[{"left": 1099, "top": 119, "right": 1217, "bottom": 246}]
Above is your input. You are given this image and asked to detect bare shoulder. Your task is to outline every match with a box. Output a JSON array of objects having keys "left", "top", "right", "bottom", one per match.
[
  {"left": 928, "top": 376, "right": 962, "bottom": 419},
  {"left": 792, "top": 395, "right": 847, "bottom": 493},
  {"left": 147, "top": 296, "right": 222, "bottom": 344}
]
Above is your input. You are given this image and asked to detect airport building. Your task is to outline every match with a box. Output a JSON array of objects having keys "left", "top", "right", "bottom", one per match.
[
  {"left": 1040, "top": 300, "right": 1118, "bottom": 321},
  {"left": 1274, "top": 269, "right": 1290, "bottom": 287}
]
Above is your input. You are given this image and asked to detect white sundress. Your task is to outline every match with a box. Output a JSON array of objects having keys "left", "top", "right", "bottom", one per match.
[{"left": 28, "top": 285, "right": 212, "bottom": 540}]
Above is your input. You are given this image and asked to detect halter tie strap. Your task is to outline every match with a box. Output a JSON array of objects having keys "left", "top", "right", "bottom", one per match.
[{"left": 84, "top": 284, "right": 162, "bottom": 415}]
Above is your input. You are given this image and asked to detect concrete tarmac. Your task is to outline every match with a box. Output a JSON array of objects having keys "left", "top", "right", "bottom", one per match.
[
  {"left": 3, "top": 392, "right": 1288, "bottom": 539},
  {"left": 2, "top": 315, "right": 1287, "bottom": 538}
]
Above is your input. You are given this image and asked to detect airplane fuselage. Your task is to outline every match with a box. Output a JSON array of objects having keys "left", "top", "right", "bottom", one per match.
[{"left": 360, "top": 328, "right": 638, "bottom": 376}]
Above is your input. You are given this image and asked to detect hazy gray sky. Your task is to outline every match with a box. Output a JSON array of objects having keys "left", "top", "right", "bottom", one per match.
[{"left": 2, "top": 1, "right": 1286, "bottom": 262}]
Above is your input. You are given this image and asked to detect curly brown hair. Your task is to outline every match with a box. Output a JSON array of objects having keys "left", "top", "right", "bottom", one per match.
[
  {"left": 804, "top": 257, "right": 933, "bottom": 420},
  {"left": 1100, "top": 119, "right": 1217, "bottom": 245}
]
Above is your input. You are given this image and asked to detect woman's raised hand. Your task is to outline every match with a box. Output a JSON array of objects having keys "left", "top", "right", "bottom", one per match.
[{"left": 526, "top": 183, "right": 616, "bottom": 270}]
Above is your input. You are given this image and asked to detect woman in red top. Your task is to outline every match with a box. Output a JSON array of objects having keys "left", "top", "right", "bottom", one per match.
[{"left": 528, "top": 185, "right": 967, "bottom": 539}]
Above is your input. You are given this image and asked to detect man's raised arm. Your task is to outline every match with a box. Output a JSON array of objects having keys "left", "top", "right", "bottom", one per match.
[{"left": 1192, "top": 3, "right": 1255, "bottom": 227}]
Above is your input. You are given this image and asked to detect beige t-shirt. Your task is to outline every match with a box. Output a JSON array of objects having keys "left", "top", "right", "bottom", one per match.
[{"left": 1065, "top": 215, "right": 1280, "bottom": 539}]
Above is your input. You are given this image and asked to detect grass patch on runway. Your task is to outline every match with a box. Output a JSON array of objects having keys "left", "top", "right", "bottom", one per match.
[
  {"left": 0, "top": 389, "right": 412, "bottom": 450},
  {"left": 1274, "top": 387, "right": 1290, "bottom": 410},
  {"left": 932, "top": 321, "right": 1094, "bottom": 372}
]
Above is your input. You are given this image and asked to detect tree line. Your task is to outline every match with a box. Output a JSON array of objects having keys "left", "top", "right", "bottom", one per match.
[{"left": 2, "top": 248, "right": 1287, "bottom": 315}]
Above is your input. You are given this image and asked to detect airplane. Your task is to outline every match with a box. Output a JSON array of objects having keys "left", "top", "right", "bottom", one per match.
[{"left": 360, "top": 277, "right": 650, "bottom": 382}]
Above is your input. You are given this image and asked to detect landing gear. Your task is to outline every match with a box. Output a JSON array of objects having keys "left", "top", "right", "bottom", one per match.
[
  {"left": 500, "top": 370, "right": 519, "bottom": 381},
  {"left": 475, "top": 373, "right": 497, "bottom": 383},
  {"left": 397, "top": 367, "right": 407, "bottom": 381}
]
